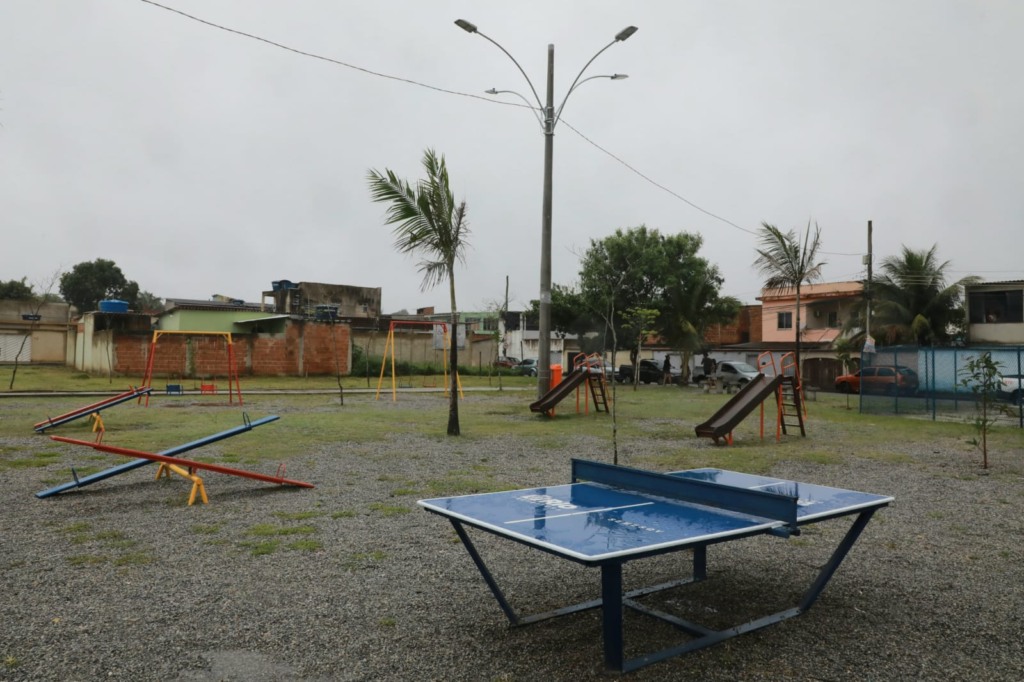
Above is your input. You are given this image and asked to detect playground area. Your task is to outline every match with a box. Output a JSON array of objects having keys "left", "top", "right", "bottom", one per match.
[{"left": 2, "top": 386, "right": 1023, "bottom": 680}]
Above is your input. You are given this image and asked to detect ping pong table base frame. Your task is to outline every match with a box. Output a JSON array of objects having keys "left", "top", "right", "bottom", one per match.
[{"left": 447, "top": 506, "right": 879, "bottom": 674}]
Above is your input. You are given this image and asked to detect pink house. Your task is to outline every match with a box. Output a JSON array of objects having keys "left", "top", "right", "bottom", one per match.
[{"left": 757, "top": 281, "right": 864, "bottom": 345}]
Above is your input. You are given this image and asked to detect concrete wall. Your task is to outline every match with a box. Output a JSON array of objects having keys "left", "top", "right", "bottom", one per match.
[{"left": 0, "top": 300, "right": 74, "bottom": 363}]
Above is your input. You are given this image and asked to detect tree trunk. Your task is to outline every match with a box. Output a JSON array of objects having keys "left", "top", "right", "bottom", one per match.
[
  {"left": 794, "top": 284, "right": 802, "bottom": 380},
  {"left": 447, "top": 271, "right": 460, "bottom": 436}
]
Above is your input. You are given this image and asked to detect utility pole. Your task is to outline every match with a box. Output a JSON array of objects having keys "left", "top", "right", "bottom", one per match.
[{"left": 865, "top": 220, "right": 873, "bottom": 344}]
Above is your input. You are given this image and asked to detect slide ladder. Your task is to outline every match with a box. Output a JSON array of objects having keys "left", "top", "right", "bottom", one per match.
[
  {"left": 586, "top": 369, "right": 610, "bottom": 413},
  {"left": 776, "top": 352, "right": 806, "bottom": 438},
  {"left": 777, "top": 377, "right": 806, "bottom": 437}
]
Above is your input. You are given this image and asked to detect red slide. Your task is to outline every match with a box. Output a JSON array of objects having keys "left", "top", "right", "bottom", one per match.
[{"left": 694, "top": 374, "right": 783, "bottom": 444}]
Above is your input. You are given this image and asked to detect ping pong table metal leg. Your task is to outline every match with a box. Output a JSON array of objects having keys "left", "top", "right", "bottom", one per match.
[
  {"left": 449, "top": 519, "right": 521, "bottom": 625},
  {"left": 613, "top": 512, "right": 882, "bottom": 673},
  {"left": 600, "top": 562, "right": 625, "bottom": 672},
  {"left": 693, "top": 544, "right": 707, "bottom": 580},
  {"left": 798, "top": 507, "right": 878, "bottom": 612}
]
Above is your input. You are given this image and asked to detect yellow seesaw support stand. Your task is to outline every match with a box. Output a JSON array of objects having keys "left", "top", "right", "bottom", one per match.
[{"left": 155, "top": 462, "right": 209, "bottom": 505}]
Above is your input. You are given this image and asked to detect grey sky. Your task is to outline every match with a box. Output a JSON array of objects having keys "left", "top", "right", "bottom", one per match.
[{"left": 2, "top": 1, "right": 1022, "bottom": 314}]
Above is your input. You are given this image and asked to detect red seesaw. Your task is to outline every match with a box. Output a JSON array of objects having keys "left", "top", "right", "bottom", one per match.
[{"left": 50, "top": 436, "right": 314, "bottom": 505}]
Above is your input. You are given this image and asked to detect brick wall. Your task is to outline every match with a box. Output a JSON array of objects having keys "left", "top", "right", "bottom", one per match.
[
  {"left": 112, "top": 334, "right": 151, "bottom": 375},
  {"left": 300, "top": 322, "right": 349, "bottom": 375},
  {"left": 107, "top": 321, "right": 351, "bottom": 378}
]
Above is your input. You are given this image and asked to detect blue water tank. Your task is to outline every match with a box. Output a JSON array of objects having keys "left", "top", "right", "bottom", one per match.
[{"left": 99, "top": 299, "right": 129, "bottom": 313}]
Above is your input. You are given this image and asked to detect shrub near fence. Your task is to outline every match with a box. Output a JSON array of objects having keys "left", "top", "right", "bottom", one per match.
[{"left": 859, "top": 346, "right": 1024, "bottom": 428}]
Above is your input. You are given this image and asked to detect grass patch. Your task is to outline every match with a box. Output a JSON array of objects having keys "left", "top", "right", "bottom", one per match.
[
  {"left": 0, "top": 450, "right": 62, "bottom": 470},
  {"left": 286, "top": 539, "right": 323, "bottom": 552},
  {"left": 342, "top": 550, "right": 386, "bottom": 570},
  {"left": 241, "top": 540, "right": 280, "bottom": 556},
  {"left": 390, "top": 487, "right": 419, "bottom": 496},
  {"left": 246, "top": 524, "right": 316, "bottom": 537},
  {"left": 368, "top": 502, "right": 410, "bottom": 517},
  {"left": 272, "top": 511, "right": 324, "bottom": 521},
  {"left": 191, "top": 524, "right": 222, "bottom": 535},
  {"left": 331, "top": 510, "right": 357, "bottom": 519},
  {"left": 67, "top": 554, "right": 107, "bottom": 566},
  {"left": 114, "top": 552, "right": 155, "bottom": 566}
]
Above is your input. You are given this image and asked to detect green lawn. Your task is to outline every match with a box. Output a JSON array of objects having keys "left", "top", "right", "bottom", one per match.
[{"left": 3, "top": 365, "right": 1021, "bottom": 477}]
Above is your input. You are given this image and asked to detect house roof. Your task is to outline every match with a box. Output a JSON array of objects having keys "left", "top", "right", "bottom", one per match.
[
  {"left": 164, "top": 298, "right": 267, "bottom": 313},
  {"left": 965, "top": 280, "right": 1024, "bottom": 288},
  {"left": 757, "top": 281, "right": 863, "bottom": 302},
  {"left": 232, "top": 315, "right": 292, "bottom": 325}
]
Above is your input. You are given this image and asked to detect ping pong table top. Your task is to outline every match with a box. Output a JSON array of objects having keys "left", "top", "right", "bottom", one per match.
[{"left": 418, "top": 459, "right": 893, "bottom": 564}]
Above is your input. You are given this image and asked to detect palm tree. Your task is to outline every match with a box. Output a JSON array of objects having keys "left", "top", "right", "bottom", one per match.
[
  {"left": 367, "top": 149, "right": 470, "bottom": 436},
  {"left": 753, "top": 221, "right": 826, "bottom": 374},
  {"left": 868, "top": 245, "right": 976, "bottom": 346}
]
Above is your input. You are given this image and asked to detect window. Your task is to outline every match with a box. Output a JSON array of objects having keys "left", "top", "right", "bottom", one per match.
[
  {"left": 777, "top": 311, "right": 793, "bottom": 329},
  {"left": 968, "top": 290, "right": 1024, "bottom": 324},
  {"left": 827, "top": 311, "right": 839, "bottom": 328}
]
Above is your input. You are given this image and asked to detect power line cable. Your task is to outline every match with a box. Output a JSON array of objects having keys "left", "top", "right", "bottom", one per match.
[{"left": 137, "top": 1, "right": 1010, "bottom": 274}]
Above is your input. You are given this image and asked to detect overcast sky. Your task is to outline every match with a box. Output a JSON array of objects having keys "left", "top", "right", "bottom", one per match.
[{"left": 2, "top": 1, "right": 1022, "bottom": 314}]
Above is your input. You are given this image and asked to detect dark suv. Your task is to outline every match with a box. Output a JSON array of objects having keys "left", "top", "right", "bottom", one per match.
[{"left": 835, "top": 365, "right": 919, "bottom": 396}]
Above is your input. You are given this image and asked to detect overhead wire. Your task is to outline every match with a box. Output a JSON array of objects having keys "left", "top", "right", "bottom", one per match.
[
  {"left": 134, "top": 0, "right": 801, "bottom": 247},
  {"left": 136, "top": 0, "right": 1012, "bottom": 278}
]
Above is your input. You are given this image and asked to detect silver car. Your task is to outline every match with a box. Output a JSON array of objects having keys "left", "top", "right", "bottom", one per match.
[{"left": 715, "top": 361, "right": 761, "bottom": 388}]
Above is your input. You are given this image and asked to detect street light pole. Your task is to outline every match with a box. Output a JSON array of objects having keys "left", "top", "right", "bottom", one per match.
[
  {"left": 539, "top": 44, "right": 555, "bottom": 400},
  {"left": 454, "top": 20, "right": 637, "bottom": 401}
]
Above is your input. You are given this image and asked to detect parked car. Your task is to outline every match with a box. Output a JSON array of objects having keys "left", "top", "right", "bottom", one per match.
[
  {"left": 997, "top": 374, "right": 1024, "bottom": 405},
  {"left": 617, "top": 360, "right": 682, "bottom": 385},
  {"left": 514, "top": 358, "right": 539, "bottom": 377},
  {"left": 835, "top": 365, "right": 919, "bottom": 396},
  {"left": 493, "top": 356, "right": 519, "bottom": 369},
  {"left": 714, "top": 361, "right": 761, "bottom": 388}
]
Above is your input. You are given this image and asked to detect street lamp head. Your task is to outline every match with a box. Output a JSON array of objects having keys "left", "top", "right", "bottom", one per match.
[
  {"left": 609, "top": 74, "right": 629, "bottom": 80},
  {"left": 484, "top": 88, "right": 499, "bottom": 95},
  {"left": 615, "top": 26, "right": 638, "bottom": 41},
  {"left": 454, "top": 19, "right": 478, "bottom": 34}
]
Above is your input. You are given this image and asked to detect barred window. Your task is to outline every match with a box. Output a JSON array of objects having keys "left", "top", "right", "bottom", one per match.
[{"left": 969, "top": 290, "right": 1024, "bottom": 324}]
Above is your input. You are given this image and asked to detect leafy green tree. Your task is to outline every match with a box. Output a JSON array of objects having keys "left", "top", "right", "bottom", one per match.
[
  {"left": 0, "top": 278, "right": 34, "bottom": 300},
  {"left": 863, "top": 245, "right": 976, "bottom": 346},
  {"left": 958, "top": 351, "right": 1005, "bottom": 469},
  {"left": 135, "top": 291, "right": 164, "bottom": 313},
  {"left": 577, "top": 226, "right": 736, "bottom": 362},
  {"left": 623, "top": 307, "right": 659, "bottom": 390},
  {"left": 527, "top": 284, "right": 605, "bottom": 355},
  {"left": 59, "top": 259, "right": 139, "bottom": 313},
  {"left": 367, "top": 148, "right": 470, "bottom": 436},
  {"left": 753, "top": 221, "right": 825, "bottom": 372}
]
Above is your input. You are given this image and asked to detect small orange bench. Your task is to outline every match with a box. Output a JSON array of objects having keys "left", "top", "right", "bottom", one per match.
[{"left": 200, "top": 384, "right": 217, "bottom": 395}]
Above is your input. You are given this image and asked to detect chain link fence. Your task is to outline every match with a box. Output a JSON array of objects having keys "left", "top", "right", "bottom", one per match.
[{"left": 858, "top": 345, "right": 1024, "bottom": 428}]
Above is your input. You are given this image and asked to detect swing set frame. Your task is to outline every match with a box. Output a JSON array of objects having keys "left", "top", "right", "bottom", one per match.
[
  {"left": 140, "top": 330, "right": 242, "bottom": 405},
  {"left": 375, "top": 320, "right": 463, "bottom": 401}
]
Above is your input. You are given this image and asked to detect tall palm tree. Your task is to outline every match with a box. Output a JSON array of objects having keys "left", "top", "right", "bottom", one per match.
[
  {"left": 753, "top": 221, "right": 826, "bottom": 374},
  {"left": 869, "top": 245, "right": 976, "bottom": 346},
  {"left": 367, "top": 149, "right": 470, "bottom": 436}
]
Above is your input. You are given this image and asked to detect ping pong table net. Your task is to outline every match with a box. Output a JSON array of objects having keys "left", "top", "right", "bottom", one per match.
[{"left": 570, "top": 459, "right": 800, "bottom": 534}]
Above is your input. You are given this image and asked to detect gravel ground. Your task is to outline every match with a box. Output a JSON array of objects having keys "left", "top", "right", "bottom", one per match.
[{"left": 2, "top": 391, "right": 1023, "bottom": 681}]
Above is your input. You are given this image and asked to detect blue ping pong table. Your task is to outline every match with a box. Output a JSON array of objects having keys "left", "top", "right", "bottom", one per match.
[{"left": 418, "top": 458, "right": 893, "bottom": 673}]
